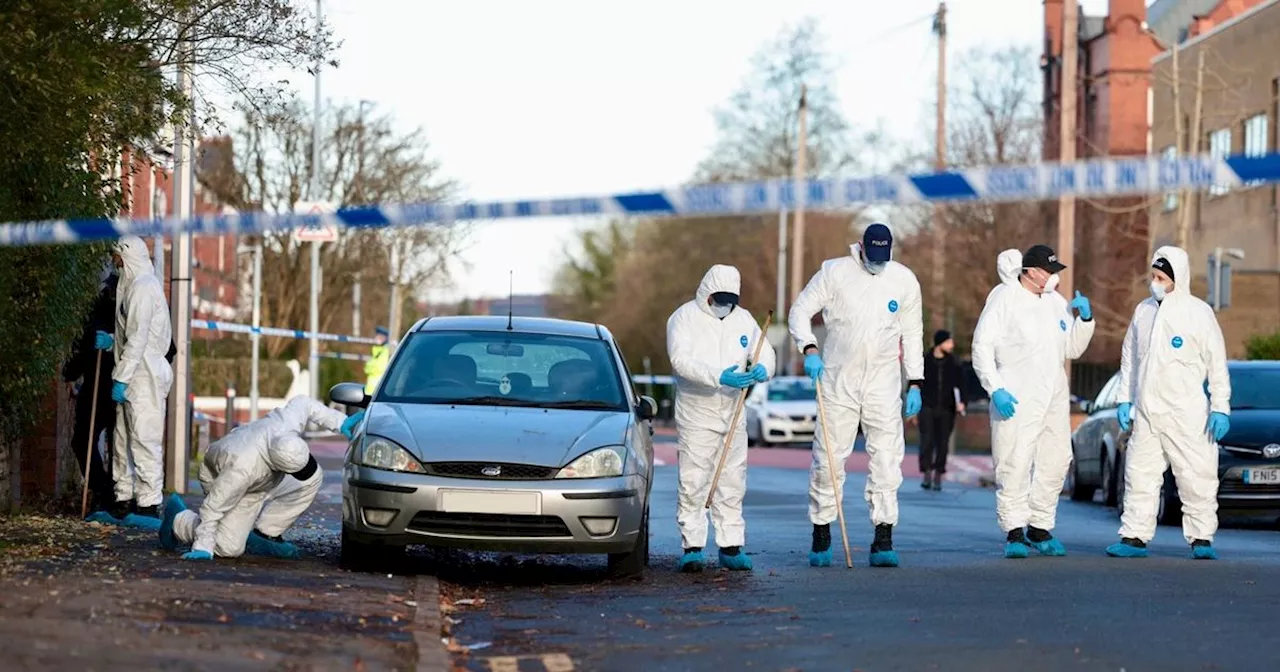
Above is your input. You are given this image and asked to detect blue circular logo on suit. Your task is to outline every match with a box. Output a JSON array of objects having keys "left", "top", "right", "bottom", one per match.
[
  {"left": 888, "top": 300, "right": 899, "bottom": 313},
  {"left": 740, "top": 335, "right": 749, "bottom": 347},
  {"left": 1059, "top": 320, "right": 1067, "bottom": 331},
  {"left": 1172, "top": 336, "right": 1184, "bottom": 349}
]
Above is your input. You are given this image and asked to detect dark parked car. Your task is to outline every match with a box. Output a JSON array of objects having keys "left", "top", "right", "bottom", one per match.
[{"left": 1069, "top": 360, "right": 1280, "bottom": 525}]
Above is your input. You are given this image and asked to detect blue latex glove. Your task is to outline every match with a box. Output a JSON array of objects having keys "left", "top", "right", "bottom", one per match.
[
  {"left": 94, "top": 331, "right": 114, "bottom": 350},
  {"left": 749, "top": 363, "right": 768, "bottom": 383},
  {"left": 1207, "top": 412, "right": 1230, "bottom": 442},
  {"left": 182, "top": 550, "right": 213, "bottom": 561},
  {"left": 991, "top": 388, "right": 1019, "bottom": 420},
  {"left": 904, "top": 387, "right": 922, "bottom": 418},
  {"left": 341, "top": 409, "right": 366, "bottom": 440},
  {"left": 1070, "top": 291, "right": 1092, "bottom": 320},
  {"left": 803, "top": 353, "right": 824, "bottom": 382},
  {"left": 1117, "top": 402, "right": 1133, "bottom": 432},
  {"left": 718, "top": 366, "right": 754, "bottom": 390},
  {"left": 111, "top": 380, "right": 128, "bottom": 404}
]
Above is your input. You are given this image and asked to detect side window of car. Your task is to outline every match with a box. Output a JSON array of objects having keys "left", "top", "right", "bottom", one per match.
[{"left": 1095, "top": 374, "right": 1120, "bottom": 410}]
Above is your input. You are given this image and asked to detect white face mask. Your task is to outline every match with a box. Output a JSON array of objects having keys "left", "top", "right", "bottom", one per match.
[
  {"left": 711, "top": 304, "right": 733, "bottom": 319},
  {"left": 1150, "top": 280, "right": 1169, "bottom": 301},
  {"left": 1044, "top": 274, "right": 1060, "bottom": 294}
]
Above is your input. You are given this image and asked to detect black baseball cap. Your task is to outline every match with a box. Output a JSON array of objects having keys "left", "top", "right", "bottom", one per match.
[
  {"left": 1022, "top": 244, "right": 1066, "bottom": 273},
  {"left": 863, "top": 223, "right": 893, "bottom": 263}
]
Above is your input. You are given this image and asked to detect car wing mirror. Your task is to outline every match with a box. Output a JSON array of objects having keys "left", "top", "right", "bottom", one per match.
[
  {"left": 637, "top": 395, "right": 657, "bottom": 421},
  {"left": 330, "top": 382, "right": 370, "bottom": 409},
  {"left": 1078, "top": 400, "right": 1093, "bottom": 414}
]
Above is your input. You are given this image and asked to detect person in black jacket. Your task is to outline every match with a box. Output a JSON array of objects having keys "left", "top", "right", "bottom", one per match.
[
  {"left": 919, "top": 330, "right": 966, "bottom": 491},
  {"left": 63, "top": 267, "right": 120, "bottom": 517}
]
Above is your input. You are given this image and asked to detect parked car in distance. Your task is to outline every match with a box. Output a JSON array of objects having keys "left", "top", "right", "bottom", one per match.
[
  {"left": 745, "top": 376, "right": 817, "bottom": 447},
  {"left": 1069, "top": 360, "right": 1280, "bottom": 526},
  {"left": 330, "top": 315, "right": 657, "bottom": 577}
]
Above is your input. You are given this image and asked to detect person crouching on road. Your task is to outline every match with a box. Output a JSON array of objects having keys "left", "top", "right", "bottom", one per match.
[
  {"left": 1107, "top": 246, "right": 1230, "bottom": 560},
  {"left": 667, "top": 265, "right": 776, "bottom": 573},
  {"left": 88, "top": 235, "right": 173, "bottom": 528},
  {"left": 788, "top": 223, "right": 925, "bottom": 568},
  {"left": 159, "top": 396, "right": 364, "bottom": 561},
  {"left": 971, "top": 245, "right": 1095, "bottom": 559}
]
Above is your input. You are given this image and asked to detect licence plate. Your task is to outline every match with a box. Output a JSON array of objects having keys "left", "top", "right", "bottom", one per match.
[
  {"left": 1242, "top": 468, "right": 1280, "bottom": 485},
  {"left": 440, "top": 489, "right": 541, "bottom": 515}
]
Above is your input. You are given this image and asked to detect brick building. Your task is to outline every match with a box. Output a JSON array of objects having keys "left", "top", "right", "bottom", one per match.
[{"left": 1149, "top": 0, "right": 1280, "bottom": 355}]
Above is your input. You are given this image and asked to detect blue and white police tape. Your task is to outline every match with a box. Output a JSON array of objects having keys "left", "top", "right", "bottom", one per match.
[
  {"left": 3, "top": 152, "right": 1277, "bottom": 246},
  {"left": 191, "top": 320, "right": 381, "bottom": 345}
]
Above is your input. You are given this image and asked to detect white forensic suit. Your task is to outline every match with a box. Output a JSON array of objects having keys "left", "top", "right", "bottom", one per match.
[
  {"left": 172, "top": 396, "right": 348, "bottom": 557},
  {"left": 111, "top": 235, "right": 173, "bottom": 509},
  {"left": 1117, "top": 246, "right": 1230, "bottom": 543},
  {"left": 972, "top": 249, "right": 1094, "bottom": 533},
  {"left": 667, "top": 265, "right": 776, "bottom": 550},
  {"left": 788, "top": 244, "right": 924, "bottom": 527}
]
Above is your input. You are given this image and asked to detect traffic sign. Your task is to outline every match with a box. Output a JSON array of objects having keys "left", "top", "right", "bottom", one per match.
[{"left": 292, "top": 201, "right": 338, "bottom": 243}]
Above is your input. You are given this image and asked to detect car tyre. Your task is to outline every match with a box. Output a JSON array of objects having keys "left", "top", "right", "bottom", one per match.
[
  {"left": 747, "top": 419, "right": 762, "bottom": 448},
  {"left": 340, "top": 527, "right": 405, "bottom": 573},
  {"left": 1101, "top": 447, "right": 1119, "bottom": 507},
  {"left": 607, "top": 507, "right": 649, "bottom": 579},
  {"left": 1156, "top": 470, "right": 1182, "bottom": 527},
  {"left": 1068, "top": 447, "right": 1096, "bottom": 502}
]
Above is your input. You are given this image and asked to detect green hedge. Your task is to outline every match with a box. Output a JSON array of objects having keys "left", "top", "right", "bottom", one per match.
[
  {"left": 190, "top": 358, "right": 293, "bottom": 397},
  {"left": 1245, "top": 331, "right": 1280, "bottom": 361}
]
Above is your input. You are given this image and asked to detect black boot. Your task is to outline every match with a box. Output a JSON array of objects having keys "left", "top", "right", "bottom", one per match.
[
  {"left": 133, "top": 504, "right": 160, "bottom": 519},
  {"left": 930, "top": 470, "right": 943, "bottom": 491},
  {"left": 869, "top": 524, "right": 899, "bottom": 567},
  {"left": 809, "top": 524, "right": 832, "bottom": 567},
  {"left": 921, "top": 471, "right": 932, "bottom": 489}
]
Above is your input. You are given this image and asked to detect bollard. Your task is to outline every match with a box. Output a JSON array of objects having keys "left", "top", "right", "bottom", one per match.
[{"left": 224, "top": 382, "right": 237, "bottom": 438}]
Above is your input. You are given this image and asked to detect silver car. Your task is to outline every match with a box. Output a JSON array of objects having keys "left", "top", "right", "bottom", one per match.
[{"left": 329, "top": 315, "right": 657, "bottom": 577}]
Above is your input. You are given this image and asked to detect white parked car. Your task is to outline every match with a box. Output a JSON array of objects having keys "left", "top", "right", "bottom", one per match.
[{"left": 744, "top": 376, "right": 818, "bottom": 447}]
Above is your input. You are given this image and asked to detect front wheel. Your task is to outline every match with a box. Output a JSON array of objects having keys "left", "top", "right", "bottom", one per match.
[
  {"left": 607, "top": 508, "right": 649, "bottom": 579},
  {"left": 340, "top": 527, "right": 405, "bottom": 573},
  {"left": 1068, "top": 449, "right": 1096, "bottom": 502},
  {"left": 1156, "top": 471, "right": 1182, "bottom": 527},
  {"left": 1101, "top": 448, "right": 1120, "bottom": 507}
]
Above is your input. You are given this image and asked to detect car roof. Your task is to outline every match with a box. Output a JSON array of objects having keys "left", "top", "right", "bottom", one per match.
[
  {"left": 414, "top": 315, "right": 607, "bottom": 340},
  {"left": 1229, "top": 360, "right": 1280, "bottom": 370}
]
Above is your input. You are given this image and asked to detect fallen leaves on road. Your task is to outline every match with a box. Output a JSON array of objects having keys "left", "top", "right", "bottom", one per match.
[{"left": 695, "top": 605, "right": 733, "bottom": 613}]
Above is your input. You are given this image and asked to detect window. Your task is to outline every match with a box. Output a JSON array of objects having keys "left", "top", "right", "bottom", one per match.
[
  {"left": 1227, "top": 365, "right": 1280, "bottom": 410},
  {"left": 766, "top": 378, "right": 816, "bottom": 402},
  {"left": 377, "top": 330, "right": 627, "bottom": 411},
  {"left": 1161, "top": 145, "right": 1178, "bottom": 211},
  {"left": 1244, "top": 114, "right": 1269, "bottom": 187},
  {"left": 1208, "top": 128, "right": 1232, "bottom": 196},
  {"left": 1093, "top": 374, "right": 1120, "bottom": 411}
]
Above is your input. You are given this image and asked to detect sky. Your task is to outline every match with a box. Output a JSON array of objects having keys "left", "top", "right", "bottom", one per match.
[{"left": 313, "top": 0, "right": 1118, "bottom": 302}]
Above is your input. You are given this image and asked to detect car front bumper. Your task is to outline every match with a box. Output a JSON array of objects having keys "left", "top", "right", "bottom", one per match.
[
  {"left": 1217, "top": 462, "right": 1280, "bottom": 510},
  {"left": 342, "top": 465, "right": 648, "bottom": 553},
  {"left": 760, "top": 416, "right": 816, "bottom": 444}
]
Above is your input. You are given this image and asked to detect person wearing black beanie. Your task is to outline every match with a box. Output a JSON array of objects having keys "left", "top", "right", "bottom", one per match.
[{"left": 919, "top": 330, "right": 966, "bottom": 490}]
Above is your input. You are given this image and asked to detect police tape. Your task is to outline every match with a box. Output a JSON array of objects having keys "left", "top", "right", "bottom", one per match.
[
  {"left": 2, "top": 152, "right": 1277, "bottom": 246},
  {"left": 191, "top": 319, "right": 380, "bottom": 345}
]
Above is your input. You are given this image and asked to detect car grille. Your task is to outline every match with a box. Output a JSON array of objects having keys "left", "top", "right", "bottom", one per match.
[
  {"left": 789, "top": 415, "right": 815, "bottom": 423},
  {"left": 1219, "top": 482, "right": 1280, "bottom": 497},
  {"left": 407, "top": 512, "right": 572, "bottom": 538},
  {"left": 422, "top": 462, "right": 558, "bottom": 480}
]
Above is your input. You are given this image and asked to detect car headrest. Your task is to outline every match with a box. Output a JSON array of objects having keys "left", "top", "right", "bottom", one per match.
[
  {"left": 434, "top": 354, "right": 477, "bottom": 384},
  {"left": 548, "top": 359, "right": 597, "bottom": 392}
]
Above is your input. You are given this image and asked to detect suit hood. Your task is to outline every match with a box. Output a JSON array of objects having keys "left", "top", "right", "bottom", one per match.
[
  {"left": 113, "top": 235, "right": 154, "bottom": 283},
  {"left": 997, "top": 249, "right": 1023, "bottom": 287},
  {"left": 695, "top": 264, "right": 741, "bottom": 317},
  {"left": 1153, "top": 245, "right": 1192, "bottom": 298}
]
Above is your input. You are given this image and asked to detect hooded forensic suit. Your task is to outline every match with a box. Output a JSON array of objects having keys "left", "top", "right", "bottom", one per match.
[
  {"left": 1116, "top": 246, "right": 1230, "bottom": 544},
  {"left": 112, "top": 235, "right": 173, "bottom": 509},
  {"left": 667, "top": 266, "right": 776, "bottom": 550},
  {"left": 972, "top": 250, "right": 1094, "bottom": 533},
  {"left": 171, "top": 396, "right": 349, "bottom": 557},
  {"left": 788, "top": 243, "right": 924, "bottom": 528}
]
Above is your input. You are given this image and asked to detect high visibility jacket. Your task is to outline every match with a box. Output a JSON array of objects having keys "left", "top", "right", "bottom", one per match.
[{"left": 364, "top": 344, "right": 390, "bottom": 394}]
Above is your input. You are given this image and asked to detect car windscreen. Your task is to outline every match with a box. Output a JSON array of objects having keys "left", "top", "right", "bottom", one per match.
[
  {"left": 376, "top": 330, "right": 628, "bottom": 411},
  {"left": 1227, "top": 366, "right": 1280, "bottom": 410},
  {"left": 768, "top": 380, "right": 816, "bottom": 401}
]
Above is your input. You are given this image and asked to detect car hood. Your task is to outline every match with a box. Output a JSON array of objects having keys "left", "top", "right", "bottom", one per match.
[
  {"left": 364, "top": 402, "right": 632, "bottom": 467},
  {"left": 761, "top": 400, "right": 817, "bottom": 416},
  {"left": 1220, "top": 409, "right": 1280, "bottom": 449}
]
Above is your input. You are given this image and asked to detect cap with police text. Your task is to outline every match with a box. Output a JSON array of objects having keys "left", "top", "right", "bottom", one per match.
[
  {"left": 1152, "top": 257, "right": 1175, "bottom": 281},
  {"left": 863, "top": 223, "right": 893, "bottom": 263},
  {"left": 1022, "top": 244, "right": 1066, "bottom": 273}
]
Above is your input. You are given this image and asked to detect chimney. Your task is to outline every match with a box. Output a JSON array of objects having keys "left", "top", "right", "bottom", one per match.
[
  {"left": 1108, "top": 0, "right": 1146, "bottom": 27},
  {"left": 1044, "top": 0, "right": 1065, "bottom": 57}
]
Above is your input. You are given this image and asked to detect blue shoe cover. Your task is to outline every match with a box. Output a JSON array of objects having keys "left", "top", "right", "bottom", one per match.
[
  {"left": 1192, "top": 545, "right": 1218, "bottom": 560},
  {"left": 1032, "top": 538, "right": 1067, "bottom": 557},
  {"left": 1106, "top": 542, "right": 1149, "bottom": 558},
  {"left": 1004, "top": 542, "right": 1029, "bottom": 559},
  {"left": 808, "top": 549, "right": 832, "bottom": 567},
  {"left": 245, "top": 531, "right": 301, "bottom": 559},
  {"left": 677, "top": 550, "right": 705, "bottom": 573},
  {"left": 121, "top": 513, "right": 162, "bottom": 530},
  {"left": 869, "top": 550, "right": 900, "bottom": 568},
  {"left": 85, "top": 511, "right": 122, "bottom": 525},
  {"left": 159, "top": 493, "right": 187, "bottom": 551},
  {"left": 718, "top": 550, "right": 752, "bottom": 571}
]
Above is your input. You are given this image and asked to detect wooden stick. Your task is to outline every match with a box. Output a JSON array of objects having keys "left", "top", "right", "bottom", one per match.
[
  {"left": 815, "top": 380, "right": 854, "bottom": 568},
  {"left": 81, "top": 349, "right": 103, "bottom": 519},
  {"left": 705, "top": 310, "right": 773, "bottom": 509}
]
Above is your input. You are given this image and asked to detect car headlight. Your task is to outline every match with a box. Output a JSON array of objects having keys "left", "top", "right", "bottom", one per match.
[
  {"left": 556, "top": 447, "right": 624, "bottom": 479},
  {"left": 766, "top": 410, "right": 788, "bottom": 420},
  {"left": 360, "top": 436, "right": 426, "bottom": 474}
]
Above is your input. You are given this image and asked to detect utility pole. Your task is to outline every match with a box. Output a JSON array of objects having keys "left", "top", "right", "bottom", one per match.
[
  {"left": 249, "top": 239, "right": 262, "bottom": 420},
  {"left": 776, "top": 205, "right": 788, "bottom": 375},
  {"left": 307, "top": 0, "right": 323, "bottom": 400},
  {"left": 165, "top": 35, "right": 194, "bottom": 494},
  {"left": 388, "top": 243, "right": 401, "bottom": 346},
  {"left": 352, "top": 273, "right": 362, "bottom": 337},
  {"left": 789, "top": 85, "right": 808, "bottom": 308},
  {"left": 1057, "top": 0, "right": 1078, "bottom": 305},
  {"left": 1178, "top": 51, "right": 1206, "bottom": 249},
  {"left": 931, "top": 2, "right": 947, "bottom": 332}
]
